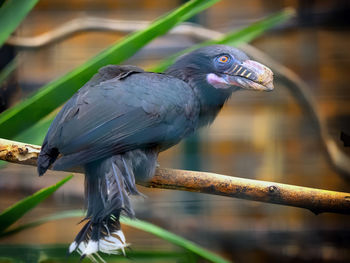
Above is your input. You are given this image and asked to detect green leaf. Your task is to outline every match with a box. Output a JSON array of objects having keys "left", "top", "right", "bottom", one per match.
[
  {"left": 0, "top": 175, "right": 73, "bottom": 234},
  {"left": 216, "top": 7, "right": 295, "bottom": 46},
  {"left": 0, "top": 244, "right": 191, "bottom": 262},
  {"left": 0, "top": 210, "right": 81, "bottom": 238},
  {"left": 121, "top": 217, "right": 230, "bottom": 263},
  {"left": 0, "top": 56, "right": 19, "bottom": 86},
  {"left": 2, "top": 210, "right": 229, "bottom": 263},
  {"left": 151, "top": 7, "right": 295, "bottom": 73},
  {"left": 0, "top": 0, "right": 220, "bottom": 139},
  {"left": 0, "top": 0, "right": 39, "bottom": 47},
  {"left": 14, "top": 114, "right": 55, "bottom": 145}
]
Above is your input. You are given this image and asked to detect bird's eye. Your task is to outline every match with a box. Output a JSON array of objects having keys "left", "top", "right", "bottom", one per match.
[{"left": 218, "top": 55, "right": 230, "bottom": 63}]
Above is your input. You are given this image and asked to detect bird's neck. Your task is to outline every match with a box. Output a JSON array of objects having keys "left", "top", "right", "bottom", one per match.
[
  {"left": 166, "top": 67, "right": 232, "bottom": 127},
  {"left": 194, "top": 78, "right": 232, "bottom": 127}
]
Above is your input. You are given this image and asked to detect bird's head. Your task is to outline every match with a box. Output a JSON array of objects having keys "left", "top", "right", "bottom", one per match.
[
  {"left": 166, "top": 45, "right": 274, "bottom": 126},
  {"left": 167, "top": 45, "right": 274, "bottom": 93}
]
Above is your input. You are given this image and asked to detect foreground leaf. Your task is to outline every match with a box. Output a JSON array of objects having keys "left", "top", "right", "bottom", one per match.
[
  {"left": 2, "top": 210, "right": 229, "bottom": 263},
  {"left": 0, "top": 0, "right": 220, "bottom": 139},
  {"left": 151, "top": 7, "right": 295, "bottom": 72},
  {"left": 0, "top": 56, "right": 19, "bottom": 86},
  {"left": 0, "top": 175, "right": 73, "bottom": 233},
  {"left": 122, "top": 217, "right": 230, "bottom": 263},
  {"left": 0, "top": 0, "right": 39, "bottom": 47},
  {"left": 0, "top": 244, "right": 192, "bottom": 263},
  {"left": 14, "top": 113, "right": 56, "bottom": 145},
  {"left": 0, "top": 210, "right": 82, "bottom": 238}
]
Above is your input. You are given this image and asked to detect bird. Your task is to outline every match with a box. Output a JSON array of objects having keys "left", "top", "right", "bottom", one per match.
[{"left": 37, "top": 45, "right": 274, "bottom": 261}]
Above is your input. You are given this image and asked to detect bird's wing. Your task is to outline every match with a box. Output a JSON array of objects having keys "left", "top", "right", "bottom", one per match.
[
  {"left": 46, "top": 70, "right": 198, "bottom": 170},
  {"left": 46, "top": 65, "right": 144, "bottom": 140},
  {"left": 87, "top": 64, "right": 145, "bottom": 85}
]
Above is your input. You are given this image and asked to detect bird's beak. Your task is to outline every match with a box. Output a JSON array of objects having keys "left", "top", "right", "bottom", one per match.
[{"left": 224, "top": 60, "right": 274, "bottom": 91}]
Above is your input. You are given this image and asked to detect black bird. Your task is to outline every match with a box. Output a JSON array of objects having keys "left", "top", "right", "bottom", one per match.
[{"left": 37, "top": 45, "right": 273, "bottom": 260}]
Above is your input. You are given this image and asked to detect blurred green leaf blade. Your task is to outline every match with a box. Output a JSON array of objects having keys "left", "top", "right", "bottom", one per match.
[
  {"left": 0, "top": 0, "right": 39, "bottom": 47},
  {"left": 0, "top": 175, "right": 73, "bottom": 233},
  {"left": 2, "top": 209, "right": 229, "bottom": 263},
  {"left": 0, "top": 0, "right": 220, "bottom": 139},
  {"left": 121, "top": 217, "right": 230, "bottom": 263},
  {"left": 0, "top": 56, "right": 18, "bottom": 86},
  {"left": 217, "top": 7, "right": 295, "bottom": 46},
  {"left": 0, "top": 244, "right": 191, "bottom": 262},
  {"left": 0, "top": 210, "right": 82, "bottom": 238},
  {"left": 151, "top": 7, "right": 295, "bottom": 73},
  {"left": 14, "top": 114, "right": 55, "bottom": 145}
]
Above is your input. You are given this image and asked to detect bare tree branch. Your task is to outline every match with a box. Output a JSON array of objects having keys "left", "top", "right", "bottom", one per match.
[{"left": 1, "top": 138, "right": 349, "bottom": 215}]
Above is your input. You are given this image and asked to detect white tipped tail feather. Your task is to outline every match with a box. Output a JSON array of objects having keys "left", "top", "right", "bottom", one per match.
[{"left": 70, "top": 230, "right": 129, "bottom": 262}]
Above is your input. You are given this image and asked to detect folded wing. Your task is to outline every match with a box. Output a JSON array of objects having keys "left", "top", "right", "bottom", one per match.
[{"left": 44, "top": 66, "right": 198, "bottom": 170}]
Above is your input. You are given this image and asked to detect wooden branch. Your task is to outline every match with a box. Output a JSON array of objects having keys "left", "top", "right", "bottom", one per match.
[{"left": 1, "top": 138, "right": 349, "bottom": 215}]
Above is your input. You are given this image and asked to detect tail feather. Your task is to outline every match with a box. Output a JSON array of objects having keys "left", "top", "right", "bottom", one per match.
[
  {"left": 70, "top": 213, "right": 128, "bottom": 260},
  {"left": 69, "top": 149, "right": 158, "bottom": 261},
  {"left": 121, "top": 156, "right": 140, "bottom": 195},
  {"left": 70, "top": 154, "right": 140, "bottom": 259}
]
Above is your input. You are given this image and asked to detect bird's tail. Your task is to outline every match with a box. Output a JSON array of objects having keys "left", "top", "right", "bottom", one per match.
[
  {"left": 69, "top": 211, "right": 127, "bottom": 262},
  {"left": 69, "top": 155, "right": 141, "bottom": 261}
]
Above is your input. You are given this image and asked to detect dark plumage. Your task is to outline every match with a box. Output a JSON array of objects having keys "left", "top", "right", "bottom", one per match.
[{"left": 37, "top": 45, "right": 273, "bottom": 260}]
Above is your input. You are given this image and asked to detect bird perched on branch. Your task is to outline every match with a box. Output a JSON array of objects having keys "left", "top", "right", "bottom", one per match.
[{"left": 37, "top": 45, "right": 273, "bottom": 261}]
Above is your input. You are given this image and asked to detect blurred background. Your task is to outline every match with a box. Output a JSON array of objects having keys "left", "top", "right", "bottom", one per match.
[{"left": 0, "top": 0, "right": 349, "bottom": 262}]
